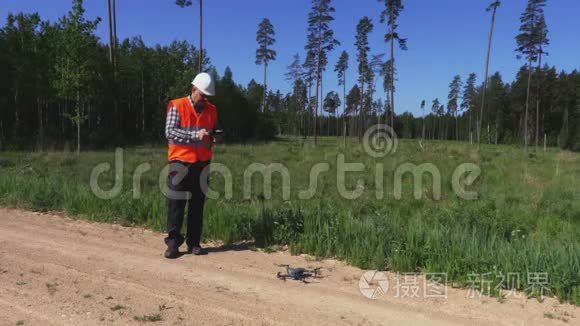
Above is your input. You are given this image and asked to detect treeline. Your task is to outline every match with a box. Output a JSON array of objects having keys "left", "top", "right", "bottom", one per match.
[
  {"left": 413, "top": 68, "right": 580, "bottom": 150},
  {"left": 1, "top": 0, "right": 580, "bottom": 152},
  {"left": 0, "top": 2, "right": 275, "bottom": 151},
  {"left": 261, "top": 65, "right": 580, "bottom": 152}
]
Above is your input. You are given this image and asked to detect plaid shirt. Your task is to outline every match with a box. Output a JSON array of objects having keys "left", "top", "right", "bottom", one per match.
[{"left": 165, "top": 96, "right": 201, "bottom": 143}]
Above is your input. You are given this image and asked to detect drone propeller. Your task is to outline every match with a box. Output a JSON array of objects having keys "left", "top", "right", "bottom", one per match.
[{"left": 311, "top": 267, "right": 322, "bottom": 277}]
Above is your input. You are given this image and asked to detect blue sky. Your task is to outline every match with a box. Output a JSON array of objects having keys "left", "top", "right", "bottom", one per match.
[{"left": 1, "top": 0, "right": 579, "bottom": 116}]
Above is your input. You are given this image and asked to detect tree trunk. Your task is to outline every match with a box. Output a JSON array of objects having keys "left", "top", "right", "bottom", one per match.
[
  {"left": 262, "top": 62, "right": 267, "bottom": 113},
  {"left": 535, "top": 52, "right": 542, "bottom": 151},
  {"left": 199, "top": 0, "right": 203, "bottom": 73},
  {"left": 495, "top": 119, "right": 499, "bottom": 145},
  {"left": 320, "top": 76, "right": 324, "bottom": 137},
  {"left": 13, "top": 88, "right": 19, "bottom": 139},
  {"left": 141, "top": 71, "right": 145, "bottom": 134},
  {"left": 313, "top": 23, "right": 324, "bottom": 146},
  {"left": 107, "top": 0, "right": 114, "bottom": 65},
  {"left": 432, "top": 118, "right": 436, "bottom": 140},
  {"left": 468, "top": 108, "right": 472, "bottom": 143},
  {"left": 543, "top": 133, "right": 547, "bottom": 152},
  {"left": 340, "top": 76, "right": 346, "bottom": 138},
  {"left": 0, "top": 120, "right": 3, "bottom": 151},
  {"left": 112, "top": 0, "right": 117, "bottom": 66},
  {"left": 300, "top": 107, "right": 304, "bottom": 137},
  {"left": 561, "top": 105, "right": 568, "bottom": 147},
  {"left": 306, "top": 83, "right": 312, "bottom": 139},
  {"left": 535, "top": 100, "right": 540, "bottom": 151},
  {"left": 524, "top": 61, "right": 532, "bottom": 152},
  {"left": 359, "top": 70, "right": 365, "bottom": 141},
  {"left": 479, "top": 7, "right": 497, "bottom": 145},
  {"left": 455, "top": 115, "right": 459, "bottom": 141},
  {"left": 335, "top": 110, "right": 338, "bottom": 137},
  {"left": 37, "top": 97, "right": 43, "bottom": 150},
  {"left": 76, "top": 91, "right": 81, "bottom": 155},
  {"left": 326, "top": 101, "right": 331, "bottom": 137},
  {"left": 389, "top": 6, "right": 396, "bottom": 129}
]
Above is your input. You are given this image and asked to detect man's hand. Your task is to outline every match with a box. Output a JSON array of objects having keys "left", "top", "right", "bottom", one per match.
[{"left": 197, "top": 129, "right": 210, "bottom": 141}]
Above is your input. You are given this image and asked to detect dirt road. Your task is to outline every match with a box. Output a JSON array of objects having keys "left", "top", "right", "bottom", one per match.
[{"left": 0, "top": 208, "right": 576, "bottom": 325}]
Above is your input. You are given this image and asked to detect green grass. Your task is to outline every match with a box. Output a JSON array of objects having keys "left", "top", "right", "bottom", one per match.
[{"left": 1, "top": 137, "right": 579, "bottom": 304}]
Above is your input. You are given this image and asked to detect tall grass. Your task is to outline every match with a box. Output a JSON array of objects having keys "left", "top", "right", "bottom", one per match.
[{"left": 0, "top": 137, "right": 578, "bottom": 304}]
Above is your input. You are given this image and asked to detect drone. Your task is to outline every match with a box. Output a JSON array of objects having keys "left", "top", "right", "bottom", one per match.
[{"left": 276, "top": 264, "right": 322, "bottom": 283}]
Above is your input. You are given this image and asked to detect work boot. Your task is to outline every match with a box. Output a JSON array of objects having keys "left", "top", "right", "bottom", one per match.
[
  {"left": 164, "top": 246, "right": 179, "bottom": 259},
  {"left": 187, "top": 245, "right": 207, "bottom": 256}
]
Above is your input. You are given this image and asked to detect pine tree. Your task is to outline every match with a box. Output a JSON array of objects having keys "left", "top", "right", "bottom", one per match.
[
  {"left": 345, "top": 85, "right": 361, "bottom": 136},
  {"left": 431, "top": 98, "right": 441, "bottom": 140},
  {"left": 305, "top": 0, "right": 340, "bottom": 145},
  {"left": 439, "top": 104, "right": 446, "bottom": 139},
  {"left": 106, "top": 0, "right": 115, "bottom": 65},
  {"left": 285, "top": 53, "right": 303, "bottom": 84},
  {"left": 534, "top": 13, "right": 549, "bottom": 150},
  {"left": 369, "top": 53, "right": 385, "bottom": 126},
  {"left": 255, "top": 18, "right": 277, "bottom": 113},
  {"left": 486, "top": 72, "right": 508, "bottom": 144},
  {"left": 323, "top": 91, "right": 341, "bottom": 135},
  {"left": 292, "top": 79, "right": 308, "bottom": 136},
  {"left": 380, "top": 59, "right": 395, "bottom": 124},
  {"left": 479, "top": 0, "right": 501, "bottom": 144},
  {"left": 112, "top": 0, "right": 117, "bottom": 55},
  {"left": 516, "top": 0, "right": 548, "bottom": 151},
  {"left": 286, "top": 54, "right": 305, "bottom": 135},
  {"left": 378, "top": 0, "right": 407, "bottom": 128},
  {"left": 355, "top": 17, "right": 373, "bottom": 139},
  {"left": 448, "top": 75, "right": 462, "bottom": 141},
  {"left": 461, "top": 73, "right": 477, "bottom": 143},
  {"left": 420, "top": 100, "right": 426, "bottom": 140},
  {"left": 302, "top": 50, "right": 317, "bottom": 136},
  {"left": 334, "top": 50, "right": 349, "bottom": 137}
]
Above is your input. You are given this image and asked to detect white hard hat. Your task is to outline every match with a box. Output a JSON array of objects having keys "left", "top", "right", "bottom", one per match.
[{"left": 192, "top": 72, "right": 215, "bottom": 96}]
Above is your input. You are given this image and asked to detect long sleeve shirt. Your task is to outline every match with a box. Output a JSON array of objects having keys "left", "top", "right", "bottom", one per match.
[
  {"left": 165, "top": 96, "right": 222, "bottom": 143},
  {"left": 165, "top": 96, "right": 201, "bottom": 143}
]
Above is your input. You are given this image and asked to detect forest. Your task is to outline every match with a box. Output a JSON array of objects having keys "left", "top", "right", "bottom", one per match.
[{"left": 1, "top": 0, "right": 579, "bottom": 152}]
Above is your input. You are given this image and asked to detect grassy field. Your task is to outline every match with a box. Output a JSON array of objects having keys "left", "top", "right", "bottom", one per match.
[{"left": 0, "top": 137, "right": 579, "bottom": 304}]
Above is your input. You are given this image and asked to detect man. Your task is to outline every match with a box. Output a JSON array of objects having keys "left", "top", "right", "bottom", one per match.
[{"left": 164, "top": 72, "right": 222, "bottom": 259}]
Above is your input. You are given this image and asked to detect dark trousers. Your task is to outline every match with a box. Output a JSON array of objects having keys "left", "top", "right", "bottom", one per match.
[{"left": 165, "top": 160, "right": 209, "bottom": 250}]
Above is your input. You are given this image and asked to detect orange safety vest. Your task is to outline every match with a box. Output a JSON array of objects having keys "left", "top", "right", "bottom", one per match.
[{"left": 167, "top": 96, "right": 218, "bottom": 163}]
